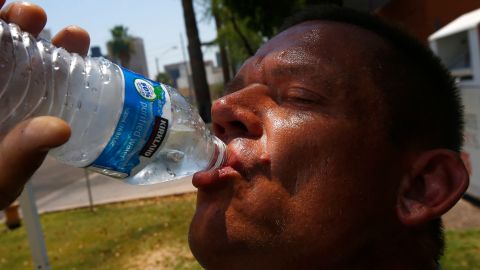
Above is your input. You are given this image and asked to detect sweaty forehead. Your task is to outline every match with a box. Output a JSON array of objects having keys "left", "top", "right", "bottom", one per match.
[{"left": 256, "top": 20, "right": 393, "bottom": 68}]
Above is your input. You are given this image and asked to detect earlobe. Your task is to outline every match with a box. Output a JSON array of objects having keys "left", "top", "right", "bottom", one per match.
[{"left": 397, "top": 149, "right": 469, "bottom": 226}]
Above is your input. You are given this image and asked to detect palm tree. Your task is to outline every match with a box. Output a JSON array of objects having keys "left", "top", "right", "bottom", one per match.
[{"left": 107, "top": 25, "right": 135, "bottom": 68}]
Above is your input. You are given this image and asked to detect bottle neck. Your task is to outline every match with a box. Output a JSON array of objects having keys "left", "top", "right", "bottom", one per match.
[{"left": 208, "top": 136, "right": 227, "bottom": 170}]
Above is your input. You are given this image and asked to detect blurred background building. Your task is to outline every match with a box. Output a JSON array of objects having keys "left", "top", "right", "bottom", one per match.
[
  {"left": 128, "top": 37, "right": 149, "bottom": 78},
  {"left": 164, "top": 60, "right": 223, "bottom": 100},
  {"left": 90, "top": 46, "right": 103, "bottom": 58},
  {"left": 376, "top": 0, "right": 480, "bottom": 43}
]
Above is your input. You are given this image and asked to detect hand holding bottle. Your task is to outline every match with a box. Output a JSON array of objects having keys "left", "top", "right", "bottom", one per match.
[
  {"left": 0, "top": 0, "right": 225, "bottom": 194},
  {"left": 0, "top": 1, "right": 88, "bottom": 209}
]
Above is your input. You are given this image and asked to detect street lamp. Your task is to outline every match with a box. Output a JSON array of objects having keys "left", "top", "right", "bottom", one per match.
[{"left": 155, "top": 46, "right": 178, "bottom": 75}]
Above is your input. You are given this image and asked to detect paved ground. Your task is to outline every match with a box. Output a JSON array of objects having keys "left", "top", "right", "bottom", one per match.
[
  {"left": 1, "top": 156, "right": 196, "bottom": 220},
  {"left": 443, "top": 198, "right": 480, "bottom": 230},
  {"left": 34, "top": 172, "right": 196, "bottom": 214},
  {"left": 31, "top": 157, "right": 86, "bottom": 204}
]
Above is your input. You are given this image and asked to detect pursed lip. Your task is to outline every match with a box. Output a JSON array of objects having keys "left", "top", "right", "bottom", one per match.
[{"left": 192, "top": 146, "right": 244, "bottom": 190}]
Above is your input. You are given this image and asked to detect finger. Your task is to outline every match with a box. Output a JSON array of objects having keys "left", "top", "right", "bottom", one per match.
[
  {"left": 0, "top": 116, "right": 70, "bottom": 209},
  {"left": 0, "top": 1, "right": 47, "bottom": 37},
  {"left": 52, "top": 26, "right": 90, "bottom": 57}
]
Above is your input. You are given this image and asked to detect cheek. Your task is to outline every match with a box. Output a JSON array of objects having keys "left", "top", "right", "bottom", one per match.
[
  {"left": 267, "top": 113, "right": 343, "bottom": 194},
  {"left": 267, "top": 109, "right": 391, "bottom": 192},
  {"left": 266, "top": 111, "right": 397, "bottom": 222}
]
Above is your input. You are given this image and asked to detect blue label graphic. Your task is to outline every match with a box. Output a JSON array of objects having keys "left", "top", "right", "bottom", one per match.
[{"left": 89, "top": 68, "right": 168, "bottom": 176}]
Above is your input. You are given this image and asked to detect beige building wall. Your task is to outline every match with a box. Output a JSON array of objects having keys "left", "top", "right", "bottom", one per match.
[{"left": 128, "top": 37, "right": 149, "bottom": 77}]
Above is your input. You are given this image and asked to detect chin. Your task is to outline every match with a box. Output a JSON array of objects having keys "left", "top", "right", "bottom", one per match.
[
  {"left": 188, "top": 193, "right": 259, "bottom": 269},
  {"left": 189, "top": 199, "right": 280, "bottom": 270},
  {"left": 188, "top": 190, "right": 230, "bottom": 265}
]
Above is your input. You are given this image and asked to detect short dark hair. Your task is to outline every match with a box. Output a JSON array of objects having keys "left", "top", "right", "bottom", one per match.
[{"left": 280, "top": 5, "right": 463, "bottom": 264}]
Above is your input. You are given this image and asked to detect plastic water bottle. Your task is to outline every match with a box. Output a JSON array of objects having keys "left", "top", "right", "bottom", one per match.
[{"left": 0, "top": 20, "right": 226, "bottom": 185}]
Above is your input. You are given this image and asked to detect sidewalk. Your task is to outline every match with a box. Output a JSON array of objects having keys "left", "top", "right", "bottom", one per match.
[
  {"left": 36, "top": 173, "right": 196, "bottom": 214},
  {"left": 0, "top": 157, "right": 197, "bottom": 221}
]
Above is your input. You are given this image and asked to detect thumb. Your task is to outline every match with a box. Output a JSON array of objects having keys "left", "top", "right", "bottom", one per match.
[{"left": 0, "top": 116, "right": 70, "bottom": 209}]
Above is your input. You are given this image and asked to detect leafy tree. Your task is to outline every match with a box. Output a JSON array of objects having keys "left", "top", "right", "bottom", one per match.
[
  {"left": 222, "top": 0, "right": 343, "bottom": 38},
  {"left": 201, "top": 0, "right": 264, "bottom": 76},
  {"left": 212, "top": 4, "right": 231, "bottom": 84},
  {"left": 107, "top": 25, "right": 135, "bottom": 67},
  {"left": 202, "top": 0, "right": 343, "bottom": 74}
]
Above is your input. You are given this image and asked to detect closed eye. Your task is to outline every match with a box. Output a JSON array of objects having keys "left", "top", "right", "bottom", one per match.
[{"left": 281, "top": 87, "right": 324, "bottom": 107}]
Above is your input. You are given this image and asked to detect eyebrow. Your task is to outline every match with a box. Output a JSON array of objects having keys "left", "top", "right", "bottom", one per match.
[
  {"left": 223, "top": 62, "right": 330, "bottom": 95},
  {"left": 269, "top": 62, "right": 342, "bottom": 101}
]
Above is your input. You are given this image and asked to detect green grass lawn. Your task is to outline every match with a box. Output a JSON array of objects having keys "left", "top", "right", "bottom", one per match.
[
  {"left": 441, "top": 229, "right": 480, "bottom": 270},
  {"left": 0, "top": 193, "right": 479, "bottom": 270},
  {"left": 0, "top": 193, "right": 202, "bottom": 270}
]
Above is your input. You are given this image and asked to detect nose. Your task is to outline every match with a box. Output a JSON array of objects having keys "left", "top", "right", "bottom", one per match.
[{"left": 211, "top": 84, "right": 265, "bottom": 143}]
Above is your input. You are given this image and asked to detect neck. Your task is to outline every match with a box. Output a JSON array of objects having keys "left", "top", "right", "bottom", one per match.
[{"left": 340, "top": 226, "right": 438, "bottom": 270}]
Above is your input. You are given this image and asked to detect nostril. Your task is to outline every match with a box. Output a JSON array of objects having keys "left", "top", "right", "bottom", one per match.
[
  {"left": 213, "top": 121, "right": 249, "bottom": 140},
  {"left": 213, "top": 123, "right": 225, "bottom": 136},
  {"left": 229, "top": 121, "right": 248, "bottom": 133}
]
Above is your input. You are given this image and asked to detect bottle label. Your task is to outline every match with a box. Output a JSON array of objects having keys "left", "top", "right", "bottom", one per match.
[{"left": 88, "top": 68, "right": 172, "bottom": 178}]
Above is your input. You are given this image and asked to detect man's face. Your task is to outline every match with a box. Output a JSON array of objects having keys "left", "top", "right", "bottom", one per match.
[{"left": 190, "top": 21, "right": 404, "bottom": 269}]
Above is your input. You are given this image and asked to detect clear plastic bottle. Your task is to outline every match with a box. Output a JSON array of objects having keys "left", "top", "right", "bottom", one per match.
[{"left": 0, "top": 20, "right": 226, "bottom": 185}]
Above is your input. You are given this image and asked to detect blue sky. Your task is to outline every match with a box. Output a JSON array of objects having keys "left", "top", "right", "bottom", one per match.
[{"left": 5, "top": 0, "right": 218, "bottom": 79}]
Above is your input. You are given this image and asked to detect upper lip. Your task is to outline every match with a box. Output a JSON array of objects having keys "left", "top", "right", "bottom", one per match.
[{"left": 223, "top": 146, "right": 244, "bottom": 173}]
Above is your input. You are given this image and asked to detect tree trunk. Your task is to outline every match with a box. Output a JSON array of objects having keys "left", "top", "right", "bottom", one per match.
[
  {"left": 213, "top": 10, "right": 231, "bottom": 86},
  {"left": 181, "top": 0, "right": 212, "bottom": 123}
]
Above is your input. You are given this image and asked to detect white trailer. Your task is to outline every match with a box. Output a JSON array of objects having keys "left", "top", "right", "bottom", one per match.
[{"left": 429, "top": 8, "right": 480, "bottom": 200}]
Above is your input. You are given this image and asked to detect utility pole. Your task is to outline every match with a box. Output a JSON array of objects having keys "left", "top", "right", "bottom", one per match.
[{"left": 19, "top": 182, "right": 51, "bottom": 270}]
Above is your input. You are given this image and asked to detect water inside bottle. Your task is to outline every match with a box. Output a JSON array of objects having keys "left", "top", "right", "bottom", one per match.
[{"left": 127, "top": 124, "right": 224, "bottom": 185}]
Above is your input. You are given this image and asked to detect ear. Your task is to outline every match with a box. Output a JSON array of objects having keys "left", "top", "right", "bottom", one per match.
[{"left": 397, "top": 149, "right": 469, "bottom": 226}]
